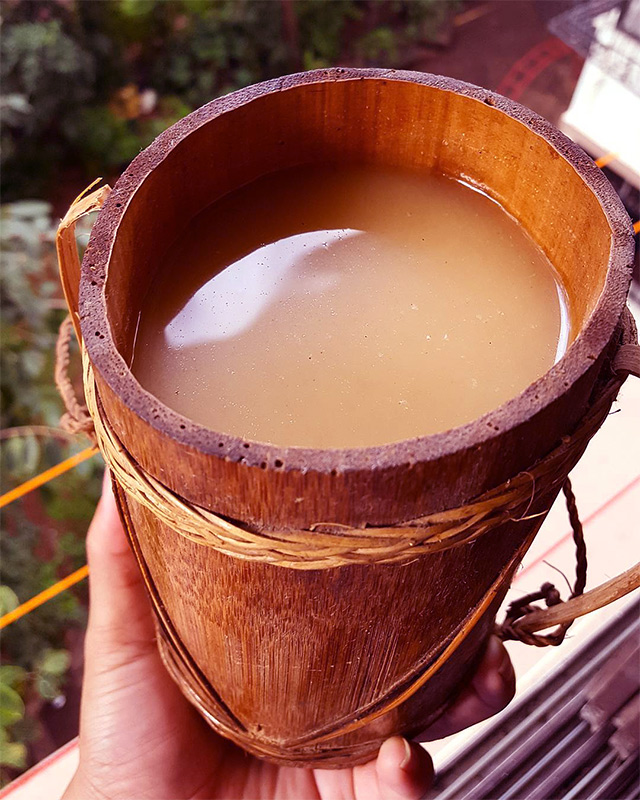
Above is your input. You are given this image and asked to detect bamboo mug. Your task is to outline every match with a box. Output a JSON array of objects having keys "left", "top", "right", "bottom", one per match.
[{"left": 56, "top": 70, "right": 640, "bottom": 768}]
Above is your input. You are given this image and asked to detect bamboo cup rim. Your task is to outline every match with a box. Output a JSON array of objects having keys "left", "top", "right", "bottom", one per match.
[{"left": 79, "top": 68, "right": 634, "bottom": 475}]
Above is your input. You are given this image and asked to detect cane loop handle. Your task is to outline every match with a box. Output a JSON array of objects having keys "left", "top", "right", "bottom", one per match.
[
  {"left": 55, "top": 180, "right": 110, "bottom": 440},
  {"left": 506, "top": 563, "right": 640, "bottom": 635},
  {"left": 497, "top": 306, "right": 640, "bottom": 646},
  {"left": 614, "top": 343, "right": 640, "bottom": 378},
  {"left": 54, "top": 317, "right": 96, "bottom": 440},
  {"left": 55, "top": 179, "right": 111, "bottom": 343}
]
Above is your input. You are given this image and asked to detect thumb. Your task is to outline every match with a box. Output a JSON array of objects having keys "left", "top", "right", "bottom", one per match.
[
  {"left": 376, "top": 737, "right": 434, "bottom": 800},
  {"left": 84, "top": 472, "right": 156, "bottom": 665},
  {"left": 73, "top": 483, "right": 213, "bottom": 799}
]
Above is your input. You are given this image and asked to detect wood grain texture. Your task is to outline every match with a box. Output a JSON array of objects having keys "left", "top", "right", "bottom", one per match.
[
  {"left": 72, "top": 69, "right": 634, "bottom": 766},
  {"left": 119, "top": 481, "right": 542, "bottom": 765},
  {"left": 81, "top": 69, "right": 633, "bottom": 528}
]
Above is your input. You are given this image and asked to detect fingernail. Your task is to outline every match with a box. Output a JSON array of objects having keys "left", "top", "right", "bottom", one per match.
[{"left": 400, "top": 738, "right": 412, "bottom": 770}]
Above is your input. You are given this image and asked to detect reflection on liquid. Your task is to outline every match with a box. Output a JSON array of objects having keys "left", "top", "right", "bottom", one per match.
[
  {"left": 164, "top": 229, "right": 360, "bottom": 347},
  {"left": 133, "top": 164, "right": 571, "bottom": 448}
]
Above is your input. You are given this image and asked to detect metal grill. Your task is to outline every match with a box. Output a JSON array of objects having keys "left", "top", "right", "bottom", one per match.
[
  {"left": 550, "top": 0, "right": 640, "bottom": 96},
  {"left": 428, "top": 600, "right": 640, "bottom": 800}
]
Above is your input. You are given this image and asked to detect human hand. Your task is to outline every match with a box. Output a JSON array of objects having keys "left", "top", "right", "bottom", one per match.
[{"left": 63, "top": 475, "right": 515, "bottom": 800}]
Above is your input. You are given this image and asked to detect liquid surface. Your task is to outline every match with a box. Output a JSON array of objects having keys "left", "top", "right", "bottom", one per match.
[{"left": 133, "top": 164, "right": 570, "bottom": 448}]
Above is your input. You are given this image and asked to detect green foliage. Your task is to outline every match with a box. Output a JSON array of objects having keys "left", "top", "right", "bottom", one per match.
[
  {"left": 356, "top": 26, "right": 398, "bottom": 64},
  {"left": 0, "top": 202, "right": 64, "bottom": 429},
  {"left": 296, "top": 0, "right": 360, "bottom": 70},
  {"left": 34, "top": 649, "right": 71, "bottom": 701},
  {"left": 0, "top": 481, "right": 98, "bottom": 784},
  {"left": 0, "top": 17, "right": 96, "bottom": 197},
  {"left": 0, "top": 667, "right": 26, "bottom": 689},
  {"left": 0, "top": 642, "right": 75, "bottom": 778},
  {"left": 0, "top": 588, "right": 20, "bottom": 617},
  {"left": 401, "top": 0, "right": 459, "bottom": 42},
  {"left": 1, "top": 20, "right": 95, "bottom": 117},
  {"left": 1, "top": 200, "right": 102, "bottom": 784},
  {"left": 0, "top": 684, "right": 24, "bottom": 728},
  {"left": 0, "top": 667, "right": 27, "bottom": 773},
  {"left": 1, "top": 501, "right": 91, "bottom": 667},
  {"left": 0, "top": 729, "right": 27, "bottom": 772},
  {"left": 1, "top": 0, "right": 458, "bottom": 199},
  {"left": 62, "top": 96, "right": 192, "bottom": 171}
]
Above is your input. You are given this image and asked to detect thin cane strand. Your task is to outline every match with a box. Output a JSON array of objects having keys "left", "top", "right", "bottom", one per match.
[
  {"left": 53, "top": 313, "right": 627, "bottom": 569},
  {"left": 54, "top": 317, "right": 96, "bottom": 438},
  {"left": 496, "top": 477, "right": 589, "bottom": 647},
  {"left": 78, "top": 340, "right": 624, "bottom": 569}
]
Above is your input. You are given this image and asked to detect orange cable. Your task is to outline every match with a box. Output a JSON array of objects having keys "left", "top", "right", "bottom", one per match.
[
  {"left": 634, "top": 220, "right": 640, "bottom": 234},
  {"left": 595, "top": 152, "right": 618, "bottom": 168},
  {"left": 0, "top": 446, "right": 98, "bottom": 627},
  {"left": 0, "top": 445, "right": 98, "bottom": 509},
  {"left": 0, "top": 565, "right": 89, "bottom": 629}
]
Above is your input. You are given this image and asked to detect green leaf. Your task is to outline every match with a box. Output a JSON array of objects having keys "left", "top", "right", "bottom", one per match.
[
  {"left": 119, "top": 0, "right": 156, "bottom": 18},
  {"left": 0, "top": 740, "right": 27, "bottom": 769},
  {"left": 0, "top": 684, "right": 25, "bottom": 727},
  {"left": 0, "top": 586, "right": 19, "bottom": 616},
  {"left": 0, "top": 666, "right": 26, "bottom": 691},
  {"left": 38, "top": 648, "right": 70, "bottom": 677},
  {"left": 35, "top": 673, "right": 60, "bottom": 701}
]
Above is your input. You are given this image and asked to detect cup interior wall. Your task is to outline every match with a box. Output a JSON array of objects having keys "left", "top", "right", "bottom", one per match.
[{"left": 103, "top": 79, "right": 611, "bottom": 376}]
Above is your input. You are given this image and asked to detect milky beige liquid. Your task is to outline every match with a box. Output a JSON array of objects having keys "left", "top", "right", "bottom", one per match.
[{"left": 132, "top": 164, "right": 571, "bottom": 449}]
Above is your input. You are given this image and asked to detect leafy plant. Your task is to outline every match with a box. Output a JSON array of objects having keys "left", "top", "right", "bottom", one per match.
[
  {"left": 0, "top": 15, "right": 96, "bottom": 198},
  {"left": 356, "top": 26, "right": 398, "bottom": 64},
  {"left": 0, "top": 665, "right": 27, "bottom": 775},
  {"left": 1, "top": 200, "right": 102, "bottom": 785},
  {"left": 1, "top": 201, "right": 66, "bottom": 428},
  {"left": 0, "top": 648, "right": 73, "bottom": 781},
  {"left": 1, "top": 0, "right": 458, "bottom": 200}
]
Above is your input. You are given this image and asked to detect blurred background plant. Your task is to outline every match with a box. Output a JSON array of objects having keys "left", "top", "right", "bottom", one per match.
[
  {"left": 1, "top": 199, "right": 102, "bottom": 782},
  {"left": 0, "top": 0, "right": 459, "bottom": 783},
  {"left": 1, "top": 0, "right": 458, "bottom": 202}
]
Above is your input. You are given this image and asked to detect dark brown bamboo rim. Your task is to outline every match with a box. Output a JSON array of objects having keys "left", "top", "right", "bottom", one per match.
[{"left": 79, "top": 68, "right": 634, "bottom": 475}]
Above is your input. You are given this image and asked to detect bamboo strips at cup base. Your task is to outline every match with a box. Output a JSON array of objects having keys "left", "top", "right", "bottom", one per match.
[{"left": 57, "top": 69, "right": 637, "bottom": 766}]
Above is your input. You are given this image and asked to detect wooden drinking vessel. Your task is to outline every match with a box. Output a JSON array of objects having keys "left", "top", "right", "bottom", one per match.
[{"left": 58, "top": 69, "right": 637, "bottom": 767}]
